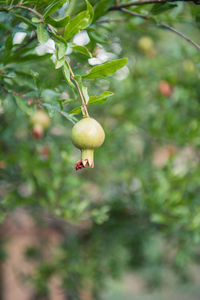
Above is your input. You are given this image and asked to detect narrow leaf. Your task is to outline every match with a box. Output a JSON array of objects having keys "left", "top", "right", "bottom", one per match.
[
  {"left": 13, "top": 13, "right": 36, "bottom": 28},
  {"left": 14, "top": 95, "right": 35, "bottom": 116},
  {"left": 55, "top": 57, "right": 65, "bottom": 69},
  {"left": 86, "top": 0, "right": 94, "bottom": 25},
  {"left": 56, "top": 42, "right": 67, "bottom": 59},
  {"left": 82, "top": 58, "right": 128, "bottom": 79},
  {"left": 64, "top": 11, "right": 90, "bottom": 40},
  {"left": 70, "top": 106, "right": 82, "bottom": 115},
  {"left": 5, "top": 35, "right": 13, "bottom": 52},
  {"left": 89, "top": 30, "right": 107, "bottom": 43},
  {"left": 71, "top": 44, "right": 92, "bottom": 57},
  {"left": 43, "top": 103, "right": 77, "bottom": 124},
  {"left": 50, "top": 32, "right": 67, "bottom": 44},
  {"left": 32, "top": 17, "right": 41, "bottom": 23},
  {"left": 82, "top": 86, "right": 89, "bottom": 104},
  {"left": 44, "top": 0, "right": 66, "bottom": 18},
  {"left": 37, "top": 23, "right": 49, "bottom": 43},
  {"left": 45, "top": 16, "right": 70, "bottom": 28},
  {"left": 151, "top": 3, "right": 177, "bottom": 15},
  {"left": 93, "top": 0, "right": 113, "bottom": 22},
  {"left": 6, "top": 53, "right": 52, "bottom": 64},
  {"left": 88, "top": 91, "right": 114, "bottom": 104},
  {"left": 63, "top": 63, "right": 76, "bottom": 90}
]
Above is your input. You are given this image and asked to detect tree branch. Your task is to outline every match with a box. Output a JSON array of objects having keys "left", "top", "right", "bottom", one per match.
[
  {"left": 65, "top": 58, "right": 90, "bottom": 118},
  {"left": 0, "top": 5, "right": 56, "bottom": 34},
  {"left": 121, "top": 8, "right": 148, "bottom": 19},
  {"left": 8, "top": 4, "right": 43, "bottom": 19},
  {"left": 119, "top": 8, "right": 200, "bottom": 51},
  {"left": 159, "top": 22, "right": 200, "bottom": 51},
  {"left": 109, "top": 0, "right": 200, "bottom": 10}
]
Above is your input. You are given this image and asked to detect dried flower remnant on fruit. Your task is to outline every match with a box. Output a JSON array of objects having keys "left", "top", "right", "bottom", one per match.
[
  {"left": 71, "top": 118, "right": 105, "bottom": 170},
  {"left": 75, "top": 160, "right": 89, "bottom": 170}
]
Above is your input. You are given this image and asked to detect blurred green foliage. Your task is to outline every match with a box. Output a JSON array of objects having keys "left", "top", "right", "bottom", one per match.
[{"left": 0, "top": 0, "right": 200, "bottom": 299}]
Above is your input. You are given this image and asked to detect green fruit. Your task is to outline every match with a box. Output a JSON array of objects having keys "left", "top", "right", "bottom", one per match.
[
  {"left": 71, "top": 117, "right": 105, "bottom": 169},
  {"left": 183, "top": 60, "right": 195, "bottom": 73},
  {"left": 31, "top": 110, "right": 50, "bottom": 139},
  {"left": 138, "top": 36, "right": 154, "bottom": 52},
  {"left": 31, "top": 110, "right": 50, "bottom": 129}
]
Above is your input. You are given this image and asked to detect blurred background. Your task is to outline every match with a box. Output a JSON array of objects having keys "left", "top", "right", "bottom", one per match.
[{"left": 0, "top": 1, "right": 200, "bottom": 299}]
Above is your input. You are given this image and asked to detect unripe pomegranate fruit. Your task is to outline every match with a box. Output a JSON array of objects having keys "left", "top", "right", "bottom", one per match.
[
  {"left": 31, "top": 110, "right": 50, "bottom": 139},
  {"left": 183, "top": 59, "right": 195, "bottom": 73},
  {"left": 71, "top": 117, "right": 105, "bottom": 170},
  {"left": 138, "top": 36, "right": 156, "bottom": 57},
  {"left": 138, "top": 37, "right": 154, "bottom": 52}
]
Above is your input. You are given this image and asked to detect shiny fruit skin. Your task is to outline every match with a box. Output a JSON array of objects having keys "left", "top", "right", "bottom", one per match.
[{"left": 71, "top": 118, "right": 105, "bottom": 150}]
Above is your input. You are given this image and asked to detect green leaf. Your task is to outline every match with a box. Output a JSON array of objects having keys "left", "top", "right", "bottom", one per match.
[
  {"left": 70, "top": 44, "right": 92, "bottom": 58},
  {"left": 56, "top": 42, "right": 67, "bottom": 60},
  {"left": 32, "top": 17, "right": 41, "bottom": 23},
  {"left": 88, "top": 30, "right": 107, "bottom": 44},
  {"left": 14, "top": 95, "right": 35, "bottom": 116},
  {"left": 6, "top": 53, "right": 52, "bottom": 64},
  {"left": 86, "top": 0, "right": 94, "bottom": 25},
  {"left": 70, "top": 91, "right": 113, "bottom": 112},
  {"left": 55, "top": 57, "right": 65, "bottom": 69},
  {"left": 13, "top": 13, "right": 36, "bottom": 28},
  {"left": 70, "top": 106, "right": 82, "bottom": 115},
  {"left": 64, "top": 11, "right": 90, "bottom": 41},
  {"left": 93, "top": 0, "right": 113, "bottom": 22},
  {"left": 151, "top": 3, "right": 177, "bottom": 15},
  {"left": 37, "top": 23, "right": 49, "bottom": 43},
  {"left": 43, "top": 103, "right": 77, "bottom": 124},
  {"left": 74, "top": 75, "right": 87, "bottom": 101},
  {"left": 44, "top": 0, "right": 66, "bottom": 18},
  {"left": 50, "top": 32, "right": 67, "bottom": 44},
  {"left": 45, "top": 16, "right": 70, "bottom": 28},
  {"left": 14, "top": 71, "right": 35, "bottom": 89},
  {"left": 63, "top": 63, "right": 76, "bottom": 91},
  {"left": 5, "top": 35, "right": 13, "bottom": 53},
  {"left": 88, "top": 91, "right": 114, "bottom": 105},
  {"left": 82, "top": 86, "right": 89, "bottom": 104},
  {"left": 82, "top": 58, "right": 128, "bottom": 79}
]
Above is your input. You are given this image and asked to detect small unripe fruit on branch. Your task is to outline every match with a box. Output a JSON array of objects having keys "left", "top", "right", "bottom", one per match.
[
  {"left": 138, "top": 36, "right": 156, "bottom": 57},
  {"left": 71, "top": 118, "right": 105, "bottom": 170},
  {"left": 30, "top": 110, "right": 50, "bottom": 139}
]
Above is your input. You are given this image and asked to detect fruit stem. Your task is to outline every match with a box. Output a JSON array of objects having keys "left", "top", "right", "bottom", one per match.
[
  {"left": 65, "top": 58, "right": 90, "bottom": 118},
  {"left": 81, "top": 149, "right": 94, "bottom": 168}
]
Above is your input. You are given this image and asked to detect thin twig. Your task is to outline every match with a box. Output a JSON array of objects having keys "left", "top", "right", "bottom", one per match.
[
  {"left": 120, "top": 8, "right": 200, "bottom": 51},
  {"left": 121, "top": 8, "right": 148, "bottom": 19},
  {"left": 0, "top": 5, "right": 56, "bottom": 34},
  {"left": 96, "top": 18, "right": 124, "bottom": 24},
  {"left": 159, "top": 22, "right": 200, "bottom": 51},
  {"left": 109, "top": 0, "right": 199, "bottom": 10},
  {"left": 65, "top": 58, "right": 90, "bottom": 118},
  {"left": 10, "top": 4, "right": 43, "bottom": 19}
]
